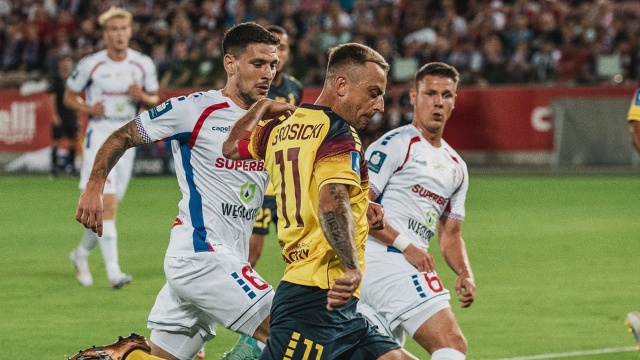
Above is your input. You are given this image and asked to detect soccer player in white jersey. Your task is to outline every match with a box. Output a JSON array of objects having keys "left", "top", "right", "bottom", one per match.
[
  {"left": 357, "top": 62, "right": 476, "bottom": 360},
  {"left": 65, "top": 6, "right": 159, "bottom": 289},
  {"left": 75, "top": 22, "right": 287, "bottom": 360}
]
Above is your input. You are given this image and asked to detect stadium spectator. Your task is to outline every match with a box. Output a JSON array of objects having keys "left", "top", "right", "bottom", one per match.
[
  {"left": 357, "top": 62, "right": 475, "bottom": 360},
  {"left": 75, "top": 22, "right": 282, "bottom": 360},
  {"left": 220, "top": 25, "right": 304, "bottom": 359},
  {"left": 1, "top": 0, "right": 640, "bottom": 89},
  {"left": 222, "top": 42, "right": 417, "bottom": 360},
  {"left": 48, "top": 55, "right": 78, "bottom": 178},
  {"left": 66, "top": 6, "right": 159, "bottom": 289}
]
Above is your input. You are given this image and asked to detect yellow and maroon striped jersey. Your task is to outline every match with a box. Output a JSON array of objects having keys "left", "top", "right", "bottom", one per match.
[{"left": 248, "top": 104, "right": 369, "bottom": 295}]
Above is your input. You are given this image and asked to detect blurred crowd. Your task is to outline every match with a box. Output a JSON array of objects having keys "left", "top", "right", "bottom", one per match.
[{"left": 1, "top": 0, "right": 640, "bottom": 91}]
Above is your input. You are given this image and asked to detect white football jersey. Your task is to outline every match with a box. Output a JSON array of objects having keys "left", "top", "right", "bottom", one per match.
[
  {"left": 136, "top": 90, "right": 268, "bottom": 258},
  {"left": 67, "top": 48, "right": 159, "bottom": 123},
  {"left": 366, "top": 124, "right": 469, "bottom": 251}
]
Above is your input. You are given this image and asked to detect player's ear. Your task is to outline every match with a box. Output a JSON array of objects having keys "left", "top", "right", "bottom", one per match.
[
  {"left": 335, "top": 75, "right": 347, "bottom": 97},
  {"left": 223, "top": 54, "right": 236, "bottom": 75}
]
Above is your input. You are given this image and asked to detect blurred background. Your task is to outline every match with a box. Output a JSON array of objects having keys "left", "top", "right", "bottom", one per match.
[{"left": 1, "top": 0, "right": 639, "bottom": 172}]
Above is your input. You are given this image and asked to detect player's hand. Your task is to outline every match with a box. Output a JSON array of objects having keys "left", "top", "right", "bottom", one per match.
[
  {"left": 128, "top": 84, "right": 144, "bottom": 101},
  {"left": 89, "top": 102, "right": 105, "bottom": 117},
  {"left": 261, "top": 99, "right": 297, "bottom": 120},
  {"left": 455, "top": 271, "right": 475, "bottom": 308},
  {"left": 327, "top": 268, "right": 361, "bottom": 311},
  {"left": 75, "top": 184, "right": 105, "bottom": 236},
  {"left": 403, "top": 244, "right": 435, "bottom": 272},
  {"left": 366, "top": 202, "right": 384, "bottom": 230}
]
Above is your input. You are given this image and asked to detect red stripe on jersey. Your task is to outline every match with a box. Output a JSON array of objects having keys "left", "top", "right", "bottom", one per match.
[
  {"left": 396, "top": 136, "right": 421, "bottom": 172},
  {"left": 172, "top": 217, "right": 183, "bottom": 228},
  {"left": 189, "top": 102, "right": 230, "bottom": 149},
  {"left": 128, "top": 60, "right": 146, "bottom": 84},
  {"left": 444, "top": 148, "right": 459, "bottom": 164},
  {"left": 89, "top": 60, "right": 107, "bottom": 79}
]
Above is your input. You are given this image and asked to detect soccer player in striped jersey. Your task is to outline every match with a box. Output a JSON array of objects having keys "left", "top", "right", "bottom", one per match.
[
  {"left": 357, "top": 62, "right": 475, "bottom": 360},
  {"left": 66, "top": 6, "right": 159, "bottom": 289},
  {"left": 223, "top": 43, "right": 417, "bottom": 360},
  {"left": 75, "top": 22, "right": 284, "bottom": 360}
]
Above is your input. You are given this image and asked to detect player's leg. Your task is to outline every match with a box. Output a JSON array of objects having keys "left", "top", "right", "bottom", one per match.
[
  {"left": 65, "top": 120, "right": 79, "bottom": 174},
  {"left": 149, "top": 252, "right": 273, "bottom": 359},
  {"left": 407, "top": 307, "right": 467, "bottom": 359},
  {"left": 626, "top": 311, "right": 640, "bottom": 349},
  {"left": 50, "top": 137, "right": 61, "bottom": 177}
]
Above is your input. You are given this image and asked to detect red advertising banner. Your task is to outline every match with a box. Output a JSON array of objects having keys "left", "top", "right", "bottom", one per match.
[
  {"left": 0, "top": 92, "right": 53, "bottom": 152},
  {"left": 0, "top": 86, "right": 635, "bottom": 153}
]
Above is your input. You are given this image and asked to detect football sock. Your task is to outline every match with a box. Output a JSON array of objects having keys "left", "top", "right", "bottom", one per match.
[
  {"left": 98, "top": 220, "right": 122, "bottom": 281},
  {"left": 431, "top": 348, "right": 465, "bottom": 360},
  {"left": 51, "top": 146, "right": 58, "bottom": 170},
  {"left": 78, "top": 228, "right": 98, "bottom": 255}
]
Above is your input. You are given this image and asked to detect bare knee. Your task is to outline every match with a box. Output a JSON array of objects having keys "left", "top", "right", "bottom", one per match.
[
  {"left": 251, "top": 315, "right": 270, "bottom": 344},
  {"left": 149, "top": 340, "right": 179, "bottom": 360},
  {"left": 412, "top": 308, "right": 467, "bottom": 354}
]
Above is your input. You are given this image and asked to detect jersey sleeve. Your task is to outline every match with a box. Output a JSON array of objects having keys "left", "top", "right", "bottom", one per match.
[
  {"left": 314, "top": 123, "right": 363, "bottom": 189},
  {"left": 135, "top": 95, "right": 196, "bottom": 143},
  {"left": 142, "top": 56, "right": 160, "bottom": 94},
  {"left": 365, "top": 131, "right": 408, "bottom": 198},
  {"left": 249, "top": 119, "right": 278, "bottom": 160},
  {"left": 443, "top": 162, "right": 469, "bottom": 221},
  {"left": 628, "top": 88, "right": 640, "bottom": 122},
  {"left": 66, "top": 57, "right": 92, "bottom": 93}
]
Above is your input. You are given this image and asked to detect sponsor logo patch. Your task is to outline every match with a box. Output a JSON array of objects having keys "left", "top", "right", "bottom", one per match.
[
  {"left": 147, "top": 100, "right": 173, "bottom": 119},
  {"left": 635, "top": 88, "right": 640, "bottom": 106},
  {"left": 368, "top": 150, "right": 386, "bottom": 173},
  {"left": 350, "top": 151, "right": 361, "bottom": 178}
]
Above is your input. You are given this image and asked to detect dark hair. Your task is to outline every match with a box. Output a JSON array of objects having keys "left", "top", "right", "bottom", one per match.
[
  {"left": 326, "top": 43, "right": 389, "bottom": 81},
  {"left": 266, "top": 25, "right": 287, "bottom": 36},
  {"left": 415, "top": 62, "right": 459, "bottom": 85},
  {"left": 222, "top": 22, "right": 280, "bottom": 58}
]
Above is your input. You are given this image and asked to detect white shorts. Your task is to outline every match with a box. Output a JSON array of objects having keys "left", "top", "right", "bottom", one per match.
[
  {"left": 79, "top": 120, "right": 136, "bottom": 201},
  {"left": 358, "top": 242, "right": 451, "bottom": 345},
  {"left": 147, "top": 251, "right": 273, "bottom": 339}
]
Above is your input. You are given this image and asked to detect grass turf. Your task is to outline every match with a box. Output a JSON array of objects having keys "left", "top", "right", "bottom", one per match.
[{"left": 0, "top": 174, "right": 638, "bottom": 359}]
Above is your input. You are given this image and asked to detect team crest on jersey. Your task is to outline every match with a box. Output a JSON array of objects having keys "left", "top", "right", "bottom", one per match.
[
  {"left": 147, "top": 99, "right": 173, "bottom": 120},
  {"left": 368, "top": 151, "right": 386, "bottom": 173},
  {"left": 240, "top": 182, "right": 257, "bottom": 204},
  {"left": 350, "top": 151, "right": 361, "bottom": 178},
  {"left": 635, "top": 88, "right": 640, "bottom": 105}
]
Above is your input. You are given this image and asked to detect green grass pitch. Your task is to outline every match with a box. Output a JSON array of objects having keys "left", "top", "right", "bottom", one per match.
[{"left": 0, "top": 173, "right": 638, "bottom": 359}]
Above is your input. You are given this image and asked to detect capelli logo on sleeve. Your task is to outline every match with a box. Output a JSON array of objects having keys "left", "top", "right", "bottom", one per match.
[{"left": 211, "top": 126, "right": 231, "bottom": 133}]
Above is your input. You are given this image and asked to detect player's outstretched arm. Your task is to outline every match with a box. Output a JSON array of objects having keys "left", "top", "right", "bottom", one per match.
[
  {"left": 438, "top": 216, "right": 475, "bottom": 308},
  {"left": 318, "top": 183, "right": 361, "bottom": 311},
  {"left": 75, "top": 120, "right": 145, "bottom": 236},
  {"left": 222, "top": 98, "right": 296, "bottom": 160}
]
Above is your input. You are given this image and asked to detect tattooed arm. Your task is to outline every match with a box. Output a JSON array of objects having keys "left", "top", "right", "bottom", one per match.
[
  {"left": 318, "top": 183, "right": 361, "bottom": 311},
  {"left": 75, "top": 120, "right": 145, "bottom": 236}
]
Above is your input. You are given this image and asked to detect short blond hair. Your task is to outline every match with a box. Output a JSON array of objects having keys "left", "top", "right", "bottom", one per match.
[{"left": 98, "top": 6, "right": 132, "bottom": 27}]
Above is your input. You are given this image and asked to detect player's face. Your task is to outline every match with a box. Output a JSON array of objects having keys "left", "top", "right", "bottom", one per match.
[
  {"left": 342, "top": 62, "right": 387, "bottom": 131},
  {"left": 103, "top": 17, "right": 132, "bottom": 52},
  {"left": 232, "top": 43, "right": 278, "bottom": 108},
  {"left": 273, "top": 32, "right": 290, "bottom": 74},
  {"left": 410, "top": 75, "right": 457, "bottom": 134}
]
